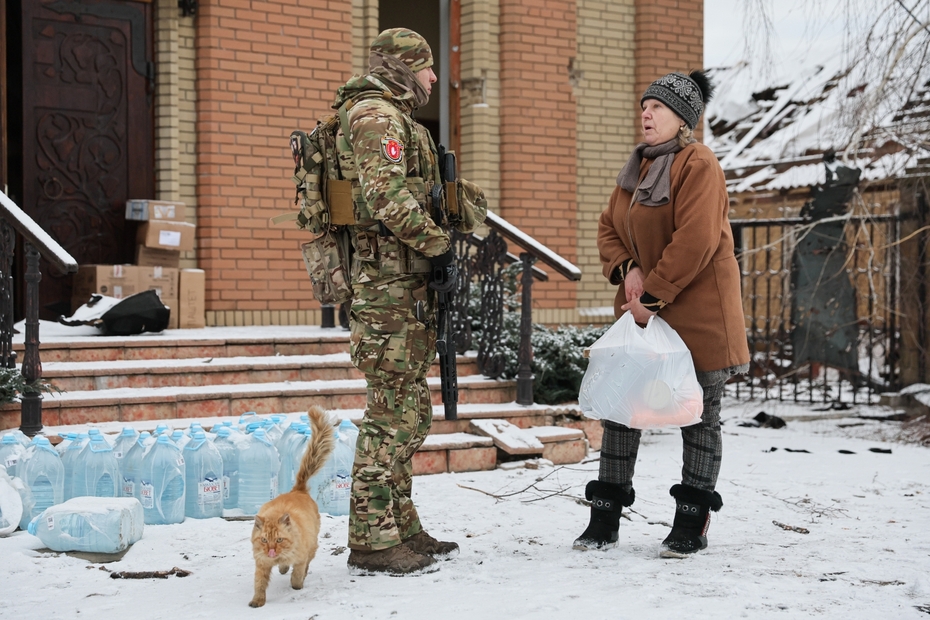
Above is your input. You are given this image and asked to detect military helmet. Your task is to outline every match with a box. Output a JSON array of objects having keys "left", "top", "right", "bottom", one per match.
[{"left": 370, "top": 28, "right": 433, "bottom": 73}]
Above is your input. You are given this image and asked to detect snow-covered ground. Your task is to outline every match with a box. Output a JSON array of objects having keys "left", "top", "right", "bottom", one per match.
[{"left": 0, "top": 397, "right": 927, "bottom": 620}]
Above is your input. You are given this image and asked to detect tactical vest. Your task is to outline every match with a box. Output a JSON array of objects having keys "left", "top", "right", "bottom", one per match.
[{"left": 280, "top": 90, "right": 442, "bottom": 304}]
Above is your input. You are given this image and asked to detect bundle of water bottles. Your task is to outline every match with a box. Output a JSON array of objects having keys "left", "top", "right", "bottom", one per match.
[{"left": 0, "top": 413, "right": 359, "bottom": 553}]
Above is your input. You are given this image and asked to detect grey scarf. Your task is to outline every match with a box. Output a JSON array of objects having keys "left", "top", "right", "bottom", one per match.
[{"left": 616, "top": 138, "right": 690, "bottom": 206}]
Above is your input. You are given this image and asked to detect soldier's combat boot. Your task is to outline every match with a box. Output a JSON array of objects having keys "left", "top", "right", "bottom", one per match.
[
  {"left": 347, "top": 544, "right": 438, "bottom": 575},
  {"left": 572, "top": 480, "right": 634, "bottom": 551},
  {"left": 659, "top": 484, "right": 723, "bottom": 558},
  {"left": 402, "top": 530, "right": 459, "bottom": 559}
]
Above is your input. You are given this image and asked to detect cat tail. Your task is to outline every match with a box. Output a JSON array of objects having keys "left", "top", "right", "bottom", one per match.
[{"left": 292, "top": 405, "right": 336, "bottom": 494}]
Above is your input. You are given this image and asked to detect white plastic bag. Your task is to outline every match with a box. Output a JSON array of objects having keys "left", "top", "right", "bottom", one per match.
[
  {"left": 0, "top": 466, "right": 24, "bottom": 536},
  {"left": 579, "top": 313, "right": 703, "bottom": 429}
]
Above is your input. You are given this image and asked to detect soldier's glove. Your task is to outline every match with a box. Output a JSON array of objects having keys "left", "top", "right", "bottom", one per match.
[{"left": 429, "top": 249, "right": 457, "bottom": 294}]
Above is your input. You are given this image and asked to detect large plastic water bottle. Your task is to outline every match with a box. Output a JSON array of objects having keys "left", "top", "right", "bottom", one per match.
[
  {"left": 213, "top": 427, "right": 240, "bottom": 510},
  {"left": 327, "top": 428, "right": 354, "bottom": 516},
  {"left": 261, "top": 419, "right": 284, "bottom": 445},
  {"left": 0, "top": 434, "right": 25, "bottom": 478},
  {"left": 120, "top": 431, "right": 151, "bottom": 500},
  {"left": 339, "top": 419, "right": 360, "bottom": 449},
  {"left": 2, "top": 429, "right": 31, "bottom": 447},
  {"left": 237, "top": 429, "right": 279, "bottom": 515},
  {"left": 17, "top": 436, "right": 65, "bottom": 529},
  {"left": 72, "top": 434, "right": 119, "bottom": 498},
  {"left": 28, "top": 496, "right": 144, "bottom": 553},
  {"left": 55, "top": 432, "right": 75, "bottom": 455},
  {"left": 278, "top": 428, "right": 309, "bottom": 494},
  {"left": 139, "top": 435, "right": 185, "bottom": 525},
  {"left": 112, "top": 427, "right": 139, "bottom": 460},
  {"left": 61, "top": 433, "right": 88, "bottom": 500},
  {"left": 183, "top": 431, "right": 223, "bottom": 519},
  {"left": 153, "top": 423, "right": 170, "bottom": 437}
]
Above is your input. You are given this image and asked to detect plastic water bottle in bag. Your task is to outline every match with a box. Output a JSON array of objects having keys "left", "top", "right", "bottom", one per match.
[
  {"left": 183, "top": 431, "right": 223, "bottom": 519},
  {"left": 139, "top": 435, "right": 185, "bottom": 525},
  {"left": 72, "top": 434, "right": 119, "bottom": 498},
  {"left": 28, "top": 496, "right": 144, "bottom": 553},
  {"left": 237, "top": 429, "right": 279, "bottom": 515},
  {"left": 213, "top": 427, "right": 240, "bottom": 510},
  {"left": 17, "top": 437, "right": 64, "bottom": 529}
]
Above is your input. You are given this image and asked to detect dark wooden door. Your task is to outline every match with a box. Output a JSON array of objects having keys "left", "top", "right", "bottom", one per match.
[{"left": 21, "top": 0, "right": 153, "bottom": 319}]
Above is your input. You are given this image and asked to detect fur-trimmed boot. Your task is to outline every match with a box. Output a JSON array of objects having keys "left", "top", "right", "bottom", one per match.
[
  {"left": 572, "top": 480, "right": 634, "bottom": 551},
  {"left": 659, "top": 484, "right": 723, "bottom": 558}
]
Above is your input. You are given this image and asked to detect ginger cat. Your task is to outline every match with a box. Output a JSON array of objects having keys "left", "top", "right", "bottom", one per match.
[{"left": 249, "top": 406, "right": 335, "bottom": 608}]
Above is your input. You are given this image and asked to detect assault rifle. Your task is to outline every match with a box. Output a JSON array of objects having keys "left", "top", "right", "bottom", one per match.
[{"left": 430, "top": 145, "right": 459, "bottom": 421}]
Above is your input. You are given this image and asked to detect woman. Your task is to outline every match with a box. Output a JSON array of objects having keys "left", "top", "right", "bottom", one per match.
[{"left": 574, "top": 71, "right": 750, "bottom": 557}]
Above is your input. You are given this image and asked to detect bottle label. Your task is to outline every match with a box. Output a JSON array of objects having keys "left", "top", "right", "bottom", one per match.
[
  {"left": 333, "top": 474, "right": 351, "bottom": 500},
  {"left": 46, "top": 515, "right": 55, "bottom": 530},
  {"left": 222, "top": 475, "right": 230, "bottom": 500},
  {"left": 3, "top": 455, "right": 18, "bottom": 468},
  {"left": 199, "top": 476, "right": 222, "bottom": 505},
  {"left": 115, "top": 450, "right": 124, "bottom": 459},
  {"left": 177, "top": 457, "right": 185, "bottom": 466},
  {"left": 122, "top": 478, "right": 135, "bottom": 497},
  {"left": 140, "top": 481, "right": 154, "bottom": 509}
]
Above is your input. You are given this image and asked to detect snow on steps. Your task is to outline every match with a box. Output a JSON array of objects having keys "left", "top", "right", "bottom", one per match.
[{"left": 7, "top": 326, "right": 598, "bottom": 471}]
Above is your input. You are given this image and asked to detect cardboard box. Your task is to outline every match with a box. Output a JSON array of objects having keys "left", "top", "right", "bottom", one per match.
[
  {"left": 137, "top": 221, "right": 196, "bottom": 252},
  {"left": 126, "top": 199, "right": 187, "bottom": 222},
  {"left": 138, "top": 266, "right": 179, "bottom": 301},
  {"left": 161, "top": 298, "right": 179, "bottom": 330},
  {"left": 178, "top": 269, "right": 205, "bottom": 329},
  {"left": 135, "top": 245, "right": 181, "bottom": 268},
  {"left": 72, "top": 265, "right": 140, "bottom": 300}
]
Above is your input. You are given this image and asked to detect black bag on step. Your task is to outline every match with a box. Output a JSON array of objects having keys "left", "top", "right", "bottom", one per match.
[{"left": 100, "top": 290, "right": 170, "bottom": 335}]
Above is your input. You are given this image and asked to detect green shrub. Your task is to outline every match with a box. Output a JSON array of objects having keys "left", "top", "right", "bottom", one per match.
[{"left": 0, "top": 366, "right": 60, "bottom": 405}]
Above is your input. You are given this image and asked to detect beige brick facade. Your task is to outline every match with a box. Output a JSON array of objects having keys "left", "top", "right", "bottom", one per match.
[{"left": 150, "top": 0, "right": 703, "bottom": 327}]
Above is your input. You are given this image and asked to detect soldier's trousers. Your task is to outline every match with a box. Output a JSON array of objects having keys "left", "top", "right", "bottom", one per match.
[{"left": 347, "top": 280, "right": 435, "bottom": 551}]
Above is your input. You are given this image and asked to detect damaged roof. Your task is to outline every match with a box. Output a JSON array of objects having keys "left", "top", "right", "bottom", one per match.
[{"left": 705, "top": 46, "right": 930, "bottom": 193}]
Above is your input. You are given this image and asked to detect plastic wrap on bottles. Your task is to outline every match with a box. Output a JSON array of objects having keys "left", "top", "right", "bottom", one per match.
[
  {"left": 27, "top": 496, "right": 144, "bottom": 553},
  {"left": 0, "top": 467, "right": 24, "bottom": 536},
  {"left": 579, "top": 313, "right": 704, "bottom": 430}
]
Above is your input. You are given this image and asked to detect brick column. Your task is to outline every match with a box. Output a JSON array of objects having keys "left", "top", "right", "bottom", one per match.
[
  {"left": 195, "top": 0, "right": 352, "bottom": 326},
  {"left": 499, "top": 0, "right": 578, "bottom": 313},
  {"left": 634, "top": 0, "right": 704, "bottom": 141}
]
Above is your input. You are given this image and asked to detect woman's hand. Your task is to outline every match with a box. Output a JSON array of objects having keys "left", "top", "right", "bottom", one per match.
[
  {"left": 624, "top": 267, "right": 645, "bottom": 302},
  {"left": 621, "top": 296, "right": 657, "bottom": 325}
]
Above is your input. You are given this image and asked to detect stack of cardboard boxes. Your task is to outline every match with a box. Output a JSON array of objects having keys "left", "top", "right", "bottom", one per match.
[{"left": 71, "top": 200, "right": 205, "bottom": 329}]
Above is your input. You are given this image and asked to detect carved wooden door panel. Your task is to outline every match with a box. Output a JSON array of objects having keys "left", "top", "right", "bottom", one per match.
[{"left": 21, "top": 0, "right": 153, "bottom": 318}]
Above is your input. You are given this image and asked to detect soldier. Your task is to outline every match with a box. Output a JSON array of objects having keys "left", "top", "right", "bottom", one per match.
[{"left": 333, "top": 28, "right": 487, "bottom": 575}]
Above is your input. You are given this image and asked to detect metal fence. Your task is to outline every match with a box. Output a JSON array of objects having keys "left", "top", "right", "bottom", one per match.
[{"left": 730, "top": 213, "right": 901, "bottom": 404}]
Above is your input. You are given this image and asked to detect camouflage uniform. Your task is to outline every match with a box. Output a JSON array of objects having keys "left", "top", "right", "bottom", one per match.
[{"left": 332, "top": 29, "right": 485, "bottom": 553}]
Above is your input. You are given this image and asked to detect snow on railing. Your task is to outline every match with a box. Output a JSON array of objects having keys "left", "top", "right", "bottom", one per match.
[{"left": 0, "top": 190, "right": 78, "bottom": 274}]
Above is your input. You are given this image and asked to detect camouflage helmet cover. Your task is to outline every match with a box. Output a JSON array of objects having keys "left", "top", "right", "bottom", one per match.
[{"left": 370, "top": 28, "right": 434, "bottom": 73}]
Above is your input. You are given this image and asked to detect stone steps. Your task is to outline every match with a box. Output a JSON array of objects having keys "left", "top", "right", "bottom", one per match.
[
  {"left": 6, "top": 326, "right": 596, "bottom": 473},
  {"left": 39, "top": 353, "right": 479, "bottom": 391}
]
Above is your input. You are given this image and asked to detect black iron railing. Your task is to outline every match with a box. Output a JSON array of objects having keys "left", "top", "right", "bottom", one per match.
[
  {"left": 730, "top": 213, "right": 902, "bottom": 404},
  {"left": 0, "top": 191, "right": 78, "bottom": 436},
  {"left": 321, "top": 211, "right": 582, "bottom": 406},
  {"left": 452, "top": 211, "right": 582, "bottom": 405}
]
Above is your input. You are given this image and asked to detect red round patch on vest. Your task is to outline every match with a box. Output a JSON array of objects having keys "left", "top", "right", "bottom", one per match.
[{"left": 380, "top": 137, "right": 404, "bottom": 164}]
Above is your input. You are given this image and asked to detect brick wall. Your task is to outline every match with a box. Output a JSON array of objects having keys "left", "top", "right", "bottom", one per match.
[
  {"left": 178, "top": 14, "right": 198, "bottom": 269},
  {"left": 195, "top": 0, "right": 353, "bottom": 324},
  {"left": 634, "top": 0, "right": 704, "bottom": 141},
  {"left": 498, "top": 0, "right": 578, "bottom": 310},
  {"left": 575, "top": 0, "right": 636, "bottom": 322}
]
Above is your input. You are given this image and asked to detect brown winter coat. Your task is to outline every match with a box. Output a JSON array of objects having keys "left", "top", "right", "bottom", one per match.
[{"left": 597, "top": 142, "right": 750, "bottom": 372}]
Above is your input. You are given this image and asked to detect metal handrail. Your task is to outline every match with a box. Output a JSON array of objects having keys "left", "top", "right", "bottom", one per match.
[
  {"left": 484, "top": 210, "right": 582, "bottom": 281},
  {"left": 1, "top": 190, "right": 78, "bottom": 437},
  {"left": 0, "top": 191, "right": 78, "bottom": 273}
]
